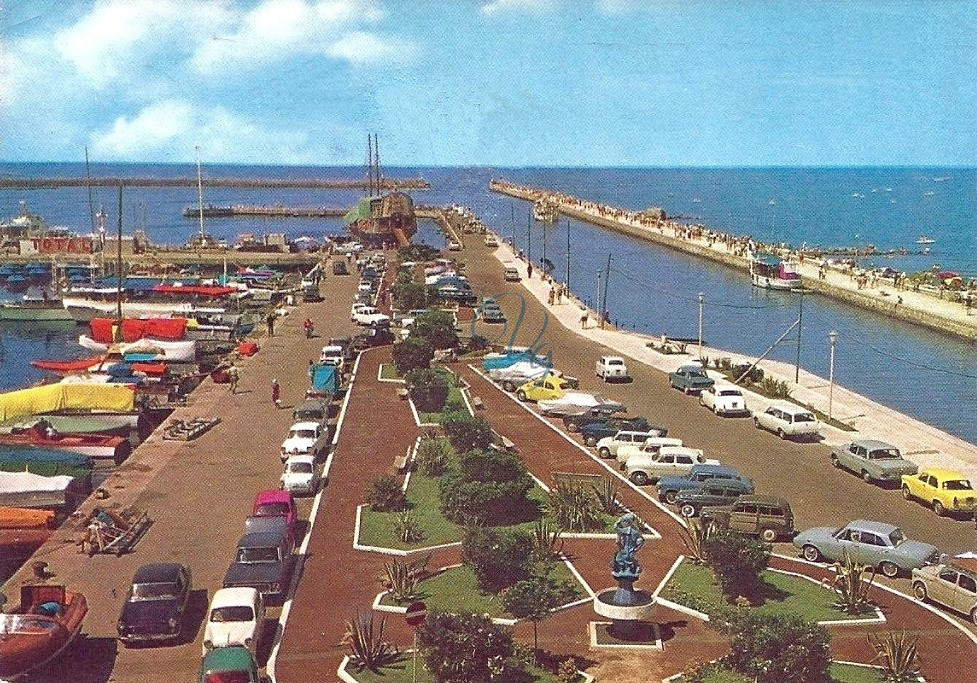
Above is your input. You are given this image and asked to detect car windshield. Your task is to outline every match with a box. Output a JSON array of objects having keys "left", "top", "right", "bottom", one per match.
[
  {"left": 869, "top": 448, "right": 901, "bottom": 460},
  {"left": 289, "top": 462, "right": 314, "bottom": 474},
  {"left": 719, "top": 390, "right": 742, "bottom": 397},
  {"left": 210, "top": 606, "right": 255, "bottom": 623},
  {"left": 289, "top": 429, "right": 317, "bottom": 440},
  {"left": 131, "top": 581, "right": 178, "bottom": 600},
  {"left": 944, "top": 479, "right": 973, "bottom": 491},
  {"left": 255, "top": 503, "right": 289, "bottom": 517},
  {"left": 888, "top": 528, "right": 907, "bottom": 546},
  {"left": 687, "top": 369, "right": 706, "bottom": 377},
  {"left": 793, "top": 412, "right": 816, "bottom": 423},
  {"left": 608, "top": 359, "right": 623, "bottom": 365},
  {"left": 238, "top": 547, "right": 280, "bottom": 563}
]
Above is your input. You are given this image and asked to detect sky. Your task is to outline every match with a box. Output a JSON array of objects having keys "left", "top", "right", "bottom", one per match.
[{"left": 1, "top": 0, "right": 975, "bottom": 167}]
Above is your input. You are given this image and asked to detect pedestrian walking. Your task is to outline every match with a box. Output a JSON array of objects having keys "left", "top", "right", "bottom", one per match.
[
  {"left": 266, "top": 312, "right": 276, "bottom": 337},
  {"left": 580, "top": 311, "right": 588, "bottom": 329},
  {"left": 227, "top": 364, "right": 239, "bottom": 394},
  {"left": 272, "top": 379, "right": 282, "bottom": 408},
  {"left": 527, "top": 263, "right": 533, "bottom": 279}
]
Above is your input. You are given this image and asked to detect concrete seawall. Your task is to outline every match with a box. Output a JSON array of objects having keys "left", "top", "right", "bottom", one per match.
[{"left": 491, "top": 180, "right": 977, "bottom": 342}]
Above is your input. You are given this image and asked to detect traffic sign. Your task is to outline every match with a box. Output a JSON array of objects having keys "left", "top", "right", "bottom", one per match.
[{"left": 405, "top": 600, "right": 427, "bottom": 627}]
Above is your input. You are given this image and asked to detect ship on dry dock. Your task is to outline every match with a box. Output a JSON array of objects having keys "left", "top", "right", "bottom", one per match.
[{"left": 343, "top": 134, "right": 417, "bottom": 247}]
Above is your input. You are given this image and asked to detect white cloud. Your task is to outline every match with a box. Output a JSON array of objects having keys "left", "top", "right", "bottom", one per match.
[
  {"left": 326, "top": 31, "right": 416, "bottom": 65},
  {"left": 89, "top": 100, "right": 313, "bottom": 162},
  {"left": 480, "top": 0, "right": 560, "bottom": 16}
]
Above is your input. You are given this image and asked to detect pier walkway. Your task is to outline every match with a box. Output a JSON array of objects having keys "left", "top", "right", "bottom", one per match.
[{"left": 491, "top": 180, "right": 977, "bottom": 341}]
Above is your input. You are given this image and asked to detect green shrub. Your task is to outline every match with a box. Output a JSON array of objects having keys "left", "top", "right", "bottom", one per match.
[
  {"left": 438, "top": 448, "right": 536, "bottom": 526},
  {"left": 415, "top": 436, "right": 454, "bottom": 477},
  {"left": 406, "top": 368, "right": 451, "bottom": 413},
  {"left": 411, "top": 310, "right": 459, "bottom": 350},
  {"left": 704, "top": 530, "right": 771, "bottom": 603},
  {"left": 417, "top": 612, "right": 529, "bottom": 683},
  {"left": 366, "top": 475, "right": 408, "bottom": 512},
  {"left": 461, "top": 527, "right": 534, "bottom": 593},
  {"left": 392, "top": 336, "right": 434, "bottom": 375},
  {"left": 501, "top": 564, "right": 578, "bottom": 650},
  {"left": 393, "top": 280, "right": 427, "bottom": 312},
  {"left": 547, "top": 481, "right": 603, "bottom": 532},
  {"left": 442, "top": 413, "right": 493, "bottom": 452},
  {"left": 731, "top": 362, "right": 764, "bottom": 385},
  {"left": 725, "top": 612, "right": 831, "bottom": 683}
]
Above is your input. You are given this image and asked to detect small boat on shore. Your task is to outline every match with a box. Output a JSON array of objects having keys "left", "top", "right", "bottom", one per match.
[
  {"left": 1, "top": 414, "right": 133, "bottom": 437},
  {"left": 0, "top": 506, "right": 56, "bottom": 558},
  {"left": 0, "top": 584, "right": 88, "bottom": 680},
  {"left": 0, "top": 427, "right": 131, "bottom": 464},
  {"left": 749, "top": 253, "right": 801, "bottom": 291},
  {"left": 0, "top": 470, "right": 89, "bottom": 510},
  {"left": 0, "top": 290, "right": 76, "bottom": 323},
  {"left": 78, "top": 335, "right": 196, "bottom": 362}
]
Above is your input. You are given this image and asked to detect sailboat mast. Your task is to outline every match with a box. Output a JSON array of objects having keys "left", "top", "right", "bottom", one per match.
[
  {"left": 85, "top": 147, "right": 96, "bottom": 233},
  {"left": 116, "top": 183, "right": 124, "bottom": 328},
  {"left": 366, "top": 135, "right": 374, "bottom": 197},
  {"left": 195, "top": 144, "right": 205, "bottom": 241},
  {"left": 374, "top": 133, "right": 382, "bottom": 193}
]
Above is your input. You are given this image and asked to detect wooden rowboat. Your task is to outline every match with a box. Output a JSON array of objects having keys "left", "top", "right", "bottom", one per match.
[{"left": 0, "top": 585, "right": 88, "bottom": 680}]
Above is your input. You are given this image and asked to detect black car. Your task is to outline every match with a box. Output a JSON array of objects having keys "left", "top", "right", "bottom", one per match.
[
  {"left": 223, "top": 523, "right": 295, "bottom": 598},
  {"left": 581, "top": 417, "right": 659, "bottom": 447},
  {"left": 332, "top": 260, "right": 349, "bottom": 275},
  {"left": 562, "top": 406, "right": 629, "bottom": 433},
  {"left": 117, "top": 563, "right": 192, "bottom": 645}
]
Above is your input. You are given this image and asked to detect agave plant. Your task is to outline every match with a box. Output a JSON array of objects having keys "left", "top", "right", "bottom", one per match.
[
  {"left": 530, "top": 518, "right": 563, "bottom": 560},
  {"left": 393, "top": 510, "right": 423, "bottom": 543},
  {"left": 591, "top": 477, "right": 620, "bottom": 515},
  {"left": 869, "top": 630, "right": 921, "bottom": 683},
  {"left": 342, "top": 612, "right": 400, "bottom": 672},
  {"left": 825, "top": 551, "right": 876, "bottom": 615},
  {"left": 680, "top": 519, "right": 711, "bottom": 565},
  {"left": 381, "top": 553, "right": 431, "bottom": 602},
  {"left": 547, "top": 481, "right": 603, "bottom": 532}
]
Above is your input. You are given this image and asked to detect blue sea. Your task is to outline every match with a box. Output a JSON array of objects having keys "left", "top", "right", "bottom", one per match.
[{"left": 1, "top": 164, "right": 976, "bottom": 445}]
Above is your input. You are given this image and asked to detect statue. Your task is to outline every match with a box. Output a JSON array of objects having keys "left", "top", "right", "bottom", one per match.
[{"left": 611, "top": 513, "right": 645, "bottom": 583}]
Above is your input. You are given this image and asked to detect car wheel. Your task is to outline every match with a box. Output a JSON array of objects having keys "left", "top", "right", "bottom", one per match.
[
  {"left": 880, "top": 561, "right": 900, "bottom": 579},
  {"left": 598, "top": 447, "right": 611, "bottom": 458},
  {"left": 630, "top": 471, "right": 650, "bottom": 486},
  {"left": 830, "top": 455, "right": 841, "bottom": 468},
  {"left": 664, "top": 491, "right": 679, "bottom": 505},
  {"left": 902, "top": 485, "right": 913, "bottom": 501},
  {"left": 754, "top": 417, "right": 761, "bottom": 429},
  {"left": 680, "top": 504, "right": 697, "bottom": 518},
  {"left": 776, "top": 428, "right": 786, "bottom": 439},
  {"left": 502, "top": 381, "right": 515, "bottom": 392},
  {"left": 912, "top": 582, "right": 928, "bottom": 601},
  {"left": 516, "top": 390, "right": 527, "bottom": 402},
  {"left": 760, "top": 527, "right": 778, "bottom": 543},
  {"left": 698, "top": 396, "right": 705, "bottom": 407},
  {"left": 971, "top": 608, "right": 977, "bottom": 627},
  {"left": 802, "top": 545, "right": 821, "bottom": 563},
  {"left": 566, "top": 423, "right": 579, "bottom": 433},
  {"left": 861, "top": 471, "right": 873, "bottom": 484},
  {"left": 683, "top": 385, "right": 691, "bottom": 395},
  {"left": 585, "top": 435, "right": 598, "bottom": 447},
  {"left": 933, "top": 500, "right": 945, "bottom": 516}
]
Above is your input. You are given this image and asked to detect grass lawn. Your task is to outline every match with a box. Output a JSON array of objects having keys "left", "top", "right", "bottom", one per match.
[
  {"left": 379, "top": 363, "right": 403, "bottom": 380},
  {"left": 348, "top": 656, "right": 566, "bottom": 683},
  {"left": 675, "top": 663, "right": 885, "bottom": 683},
  {"left": 359, "top": 470, "right": 621, "bottom": 551},
  {"left": 379, "top": 560, "right": 584, "bottom": 617},
  {"left": 418, "top": 387, "right": 467, "bottom": 423},
  {"left": 661, "top": 561, "right": 869, "bottom": 623}
]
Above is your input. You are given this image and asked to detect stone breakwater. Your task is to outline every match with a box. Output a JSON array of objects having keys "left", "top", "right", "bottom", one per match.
[{"left": 489, "top": 179, "right": 977, "bottom": 342}]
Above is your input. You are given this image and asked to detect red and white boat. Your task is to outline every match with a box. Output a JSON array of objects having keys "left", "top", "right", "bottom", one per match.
[
  {"left": 0, "top": 429, "right": 131, "bottom": 464},
  {"left": 0, "top": 585, "right": 88, "bottom": 680}
]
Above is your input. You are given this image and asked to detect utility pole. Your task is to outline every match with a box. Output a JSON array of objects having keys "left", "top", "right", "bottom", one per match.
[
  {"left": 595, "top": 270, "right": 601, "bottom": 314},
  {"left": 794, "top": 290, "right": 804, "bottom": 383},
  {"left": 697, "top": 292, "right": 705, "bottom": 361},
  {"left": 600, "top": 254, "right": 611, "bottom": 328},
  {"left": 828, "top": 330, "right": 838, "bottom": 421},
  {"left": 116, "top": 183, "right": 124, "bottom": 334},
  {"left": 527, "top": 210, "right": 532, "bottom": 266},
  {"left": 566, "top": 219, "right": 571, "bottom": 293}
]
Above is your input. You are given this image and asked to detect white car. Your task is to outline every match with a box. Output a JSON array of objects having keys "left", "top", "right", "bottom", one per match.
[
  {"left": 484, "top": 234, "right": 499, "bottom": 247},
  {"left": 595, "top": 356, "right": 630, "bottom": 382},
  {"left": 625, "top": 446, "right": 717, "bottom": 485},
  {"left": 280, "top": 421, "right": 330, "bottom": 461},
  {"left": 351, "top": 306, "right": 390, "bottom": 327},
  {"left": 448, "top": 241, "right": 462, "bottom": 251},
  {"left": 280, "top": 455, "right": 319, "bottom": 496},
  {"left": 318, "top": 345, "right": 344, "bottom": 369},
  {"left": 699, "top": 384, "right": 750, "bottom": 416},
  {"left": 754, "top": 402, "right": 820, "bottom": 440},
  {"left": 594, "top": 429, "right": 669, "bottom": 458},
  {"left": 202, "top": 587, "right": 265, "bottom": 656},
  {"left": 615, "top": 437, "right": 684, "bottom": 466}
]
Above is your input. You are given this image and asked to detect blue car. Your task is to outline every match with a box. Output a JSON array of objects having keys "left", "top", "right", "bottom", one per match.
[{"left": 656, "top": 464, "right": 750, "bottom": 505}]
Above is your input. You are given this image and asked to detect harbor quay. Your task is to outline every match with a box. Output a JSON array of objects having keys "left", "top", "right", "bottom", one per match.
[
  {"left": 0, "top": 176, "right": 430, "bottom": 191},
  {"left": 490, "top": 179, "right": 977, "bottom": 342}
]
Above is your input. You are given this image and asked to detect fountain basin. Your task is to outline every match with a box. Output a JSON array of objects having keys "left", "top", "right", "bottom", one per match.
[{"left": 593, "top": 588, "right": 656, "bottom": 621}]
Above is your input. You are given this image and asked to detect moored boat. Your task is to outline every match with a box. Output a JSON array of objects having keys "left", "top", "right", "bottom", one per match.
[
  {"left": 0, "top": 428, "right": 131, "bottom": 464},
  {"left": 0, "top": 470, "right": 88, "bottom": 510},
  {"left": 78, "top": 335, "right": 196, "bottom": 361},
  {"left": 0, "top": 506, "right": 57, "bottom": 559},
  {"left": 0, "top": 584, "right": 88, "bottom": 680},
  {"left": 0, "top": 292, "right": 75, "bottom": 323},
  {"left": 749, "top": 253, "right": 801, "bottom": 290}
]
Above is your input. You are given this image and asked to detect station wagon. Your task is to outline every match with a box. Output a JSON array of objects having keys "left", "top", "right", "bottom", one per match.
[
  {"left": 675, "top": 478, "right": 755, "bottom": 518},
  {"left": 913, "top": 557, "right": 977, "bottom": 625},
  {"left": 700, "top": 494, "right": 794, "bottom": 543},
  {"left": 753, "top": 402, "right": 819, "bottom": 440},
  {"left": 625, "top": 446, "right": 715, "bottom": 486}
]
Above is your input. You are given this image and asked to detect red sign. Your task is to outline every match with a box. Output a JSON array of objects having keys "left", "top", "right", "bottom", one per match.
[{"left": 405, "top": 600, "right": 427, "bottom": 627}]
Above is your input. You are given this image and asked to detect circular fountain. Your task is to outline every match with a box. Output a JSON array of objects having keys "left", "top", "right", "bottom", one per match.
[{"left": 593, "top": 512, "right": 656, "bottom": 641}]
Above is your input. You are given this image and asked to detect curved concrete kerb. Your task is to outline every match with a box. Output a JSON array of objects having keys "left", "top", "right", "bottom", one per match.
[{"left": 593, "top": 587, "right": 656, "bottom": 621}]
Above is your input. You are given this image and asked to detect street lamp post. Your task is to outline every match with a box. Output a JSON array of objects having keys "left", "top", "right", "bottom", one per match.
[
  {"left": 828, "top": 330, "right": 838, "bottom": 422},
  {"left": 697, "top": 292, "right": 704, "bottom": 361}
]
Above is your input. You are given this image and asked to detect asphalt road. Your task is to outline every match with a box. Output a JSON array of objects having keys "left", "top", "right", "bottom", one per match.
[{"left": 462, "top": 232, "right": 976, "bottom": 559}]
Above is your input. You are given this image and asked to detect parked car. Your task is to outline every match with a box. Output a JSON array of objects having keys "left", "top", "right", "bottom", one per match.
[
  {"left": 202, "top": 587, "right": 265, "bottom": 656},
  {"left": 198, "top": 646, "right": 261, "bottom": 683},
  {"left": 503, "top": 266, "right": 521, "bottom": 282},
  {"left": 562, "top": 405, "right": 629, "bottom": 432},
  {"left": 792, "top": 519, "right": 940, "bottom": 577},
  {"left": 302, "top": 284, "right": 323, "bottom": 303},
  {"left": 117, "top": 562, "right": 192, "bottom": 645},
  {"left": 447, "top": 240, "right": 462, "bottom": 251},
  {"left": 351, "top": 306, "right": 390, "bottom": 327},
  {"left": 675, "top": 478, "right": 755, "bottom": 518},
  {"left": 595, "top": 356, "right": 630, "bottom": 382},
  {"left": 478, "top": 302, "right": 506, "bottom": 324},
  {"left": 657, "top": 464, "right": 750, "bottom": 505},
  {"left": 252, "top": 490, "right": 297, "bottom": 541},
  {"left": 318, "top": 345, "right": 345, "bottom": 369},
  {"left": 516, "top": 375, "right": 571, "bottom": 402},
  {"left": 625, "top": 446, "right": 716, "bottom": 485},
  {"left": 615, "top": 436, "right": 684, "bottom": 466},
  {"left": 912, "top": 556, "right": 977, "bottom": 625},
  {"left": 668, "top": 364, "right": 715, "bottom": 394},
  {"left": 700, "top": 495, "right": 795, "bottom": 543},
  {"left": 699, "top": 384, "right": 749, "bottom": 416},
  {"left": 485, "top": 234, "right": 499, "bottom": 247},
  {"left": 901, "top": 467, "right": 977, "bottom": 517},
  {"left": 280, "top": 421, "right": 329, "bottom": 461},
  {"left": 582, "top": 418, "right": 655, "bottom": 448},
  {"left": 332, "top": 260, "right": 349, "bottom": 276},
  {"left": 830, "top": 439, "right": 918, "bottom": 485},
  {"left": 539, "top": 393, "right": 625, "bottom": 418},
  {"left": 753, "top": 402, "right": 820, "bottom": 440},
  {"left": 223, "top": 522, "right": 296, "bottom": 597},
  {"left": 292, "top": 399, "right": 329, "bottom": 426},
  {"left": 280, "top": 455, "right": 319, "bottom": 496}
]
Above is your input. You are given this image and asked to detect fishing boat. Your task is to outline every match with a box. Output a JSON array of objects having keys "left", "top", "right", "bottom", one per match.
[
  {"left": 78, "top": 335, "right": 196, "bottom": 362},
  {"left": 0, "top": 584, "right": 88, "bottom": 680},
  {"left": 749, "top": 253, "right": 801, "bottom": 291},
  {"left": 344, "top": 134, "right": 417, "bottom": 247},
  {"left": 0, "top": 289, "right": 76, "bottom": 323},
  {"left": 31, "top": 357, "right": 106, "bottom": 374},
  {"left": 0, "top": 470, "right": 88, "bottom": 510},
  {"left": 0, "top": 428, "right": 131, "bottom": 464},
  {"left": 915, "top": 236, "right": 935, "bottom": 245}
]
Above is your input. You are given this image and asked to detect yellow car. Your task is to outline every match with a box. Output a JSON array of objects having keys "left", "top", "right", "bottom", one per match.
[
  {"left": 901, "top": 467, "right": 977, "bottom": 517},
  {"left": 516, "top": 375, "right": 570, "bottom": 403}
]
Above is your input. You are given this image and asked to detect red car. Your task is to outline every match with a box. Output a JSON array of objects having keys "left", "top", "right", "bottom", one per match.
[{"left": 251, "top": 490, "right": 297, "bottom": 541}]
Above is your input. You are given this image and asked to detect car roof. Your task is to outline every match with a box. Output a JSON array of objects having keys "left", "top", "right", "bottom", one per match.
[
  {"left": 713, "top": 383, "right": 742, "bottom": 392},
  {"left": 201, "top": 646, "right": 256, "bottom": 673},
  {"left": 284, "top": 454, "right": 316, "bottom": 465},
  {"left": 287, "top": 421, "right": 321, "bottom": 431},
  {"left": 132, "top": 562, "right": 185, "bottom": 583},
  {"left": 852, "top": 439, "right": 897, "bottom": 450},
  {"left": 211, "top": 587, "right": 260, "bottom": 609},
  {"left": 237, "top": 529, "right": 288, "bottom": 547},
  {"left": 919, "top": 467, "right": 969, "bottom": 480},
  {"left": 677, "top": 364, "right": 705, "bottom": 371},
  {"left": 690, "top": 464, "right": 739, "bottom": 475},
  {"left": 294, "top": 399, "right": 328, "bottom": 412},
  {"left": 735, "top": 494, "right": 790, "bottom": 506},
  {"left": 253, "top": 489, "right": 294, "bottom": 506},
  {"left": 766, "top": 401, "right": 814, "bottom": 415},
  {"left": 660, "top": 446, "right": 702, "bottom": 455},
  {"left": 846, "top": 519, "right": 899, "bottom": 534}
]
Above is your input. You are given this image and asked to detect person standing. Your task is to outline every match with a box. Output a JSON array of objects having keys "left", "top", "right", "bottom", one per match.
[
  {"left": 272, "top": 379, "right": 281, "bottom": 408},
  {"left": 227, "top": 364, "right": 239, "bottom": 394},
  {"left": 266, "top": 312, "right": 276, "bottom": 337},
  {"left": 527, "top": 263, "right": 533, "bottom": 279}
]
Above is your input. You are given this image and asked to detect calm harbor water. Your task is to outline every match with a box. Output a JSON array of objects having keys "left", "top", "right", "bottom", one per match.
[{"left": 0, "top": 164, "right": 975, "bottom": 444}]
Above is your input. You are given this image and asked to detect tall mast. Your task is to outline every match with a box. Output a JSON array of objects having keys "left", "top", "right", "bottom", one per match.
[
  {"left": 195, "top": 144, "right": 205, "bottom": 242},
  {"left": 84, "top": 147, "right": 96, "bottom": 233},
  {"left": 374, "top": 133, "right": 382, "bottom": 193},
  {"left": 366, "top": 134, "right": 374, "bottom": 197},
  {"left": 116, "top": 183, "right": 124, "bottom": 329}
]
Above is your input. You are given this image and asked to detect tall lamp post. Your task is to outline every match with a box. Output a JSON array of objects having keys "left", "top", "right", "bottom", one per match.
[
  {"left": 828, "top": 330, "right": 838, "bottom": 422},
  {"left": 697, "top": 292, "right": 705, "bottom": 361}
]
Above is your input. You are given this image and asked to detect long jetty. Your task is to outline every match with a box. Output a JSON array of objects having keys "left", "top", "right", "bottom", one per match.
[
  {"left": 181, "top": 204, "right": 349, "bottom": 219},
  {"left": 0, "top": 177, "right": 429, "bottom": 190},
  {"left": 490, "top": 179, "right": 977, "bottom": 342}
]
